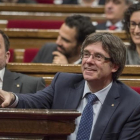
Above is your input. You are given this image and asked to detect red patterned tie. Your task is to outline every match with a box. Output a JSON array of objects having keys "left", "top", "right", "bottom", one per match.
[{"left": 109, "top": 25, "right": 117, "bottom": 30}]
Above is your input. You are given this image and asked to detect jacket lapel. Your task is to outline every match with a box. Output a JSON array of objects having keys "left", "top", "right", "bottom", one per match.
[
  {"left": 91, "top": 82, "right": 121, "bottom": 140},
  {"left": 64, "top": 79, "right": 85, "bottom": 109},
  {"left": 3, "top": 68, "right": 22, "bottom": 93}
]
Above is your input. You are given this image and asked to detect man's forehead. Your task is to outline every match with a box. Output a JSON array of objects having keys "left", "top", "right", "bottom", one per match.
[
  {"left": 106, "top": 0, "right": 124, "bottom": 3},
  {"left": 84, "top": 42, "right": 103, "bottom": 49}
]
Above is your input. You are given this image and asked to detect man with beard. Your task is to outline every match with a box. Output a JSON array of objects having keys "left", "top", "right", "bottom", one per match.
[{"left": 32, "top": 15, "right": 96, "bottom": 64}]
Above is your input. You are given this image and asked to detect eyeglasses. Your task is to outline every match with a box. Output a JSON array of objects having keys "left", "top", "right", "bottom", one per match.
[
  {"left": 128, "top": 21, "right": 140, "bottom": 30},
  {"left": 81, "top": 51, "right": 112, "bottom": 62}
]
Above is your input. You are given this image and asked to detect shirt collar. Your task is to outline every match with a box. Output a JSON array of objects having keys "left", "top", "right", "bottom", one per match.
[
  {"left": 0, "top": 67, "right": 5, "bottom": 82},
  {"left": 78, "top": 0, "right": 99, "bottom": 6},
  {"left": 83, "top": 81, "right": 112, "bottom": 104},
  {"left": 106, "top": 20, "right": 123, "bottom": 29},
  {"left": 74, "top": 59, "right": 81, "bottom": 64}
]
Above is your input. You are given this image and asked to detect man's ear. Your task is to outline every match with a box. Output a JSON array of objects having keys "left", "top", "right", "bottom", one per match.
[
  {"left": 6, "top": 51, "right": 10, "bottom": 64},
  {"left": 112, "top": 64, "right": 119, "bottom": 73}
]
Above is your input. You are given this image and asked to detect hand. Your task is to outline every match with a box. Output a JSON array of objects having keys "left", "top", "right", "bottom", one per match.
[
  {"left": 52, "top": 51, "right": 68, "bottom": 64},
  {"left": 0, "top": 89, "right": 15, "bottom": 108}
]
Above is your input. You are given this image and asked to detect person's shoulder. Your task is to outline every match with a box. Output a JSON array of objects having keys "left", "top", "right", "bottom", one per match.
[
  {"left": 96, "top": 22, "right": 106, "bottom": 30},
  {"left": 54, "top": 72, "right": 83, "bottom": 83},
  {"left": 41, "top": 43, "right": 57, "bottom": 51},
  {"left": 116, "top": 80, "right": 140, "bottom": 100},
  {"left": 16, "top": 72, "right": 43, "bottom": 82}
]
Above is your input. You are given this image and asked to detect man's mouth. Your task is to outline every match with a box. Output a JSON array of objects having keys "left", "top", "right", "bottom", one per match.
[{"left": 85, "top": 67, "right": 97, "bottom": 71}]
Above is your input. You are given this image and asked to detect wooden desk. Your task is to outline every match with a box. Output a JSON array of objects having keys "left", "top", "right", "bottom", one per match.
[
  {"left": 0, "top": 108, "right": 80, "bottom": 140},
  {"left": 0, "top": 4, "right": 104, "bottom": 13},
  {"left": 0, "top": 12, "right": 106, "bottom": 21},
  {"left": 7, "top": 63, "right": 140, "bottom": 87}
]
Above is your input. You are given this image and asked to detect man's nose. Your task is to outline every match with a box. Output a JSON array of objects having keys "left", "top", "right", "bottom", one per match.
[
  {"left": 85, "top": 55, "right": 95, "bottom": 63},
  {"left": 56, "top": 36, "right": 62, "bottom": 45},
  {"left": 106, "top": 1, "right": 113, "bottom": 9}
]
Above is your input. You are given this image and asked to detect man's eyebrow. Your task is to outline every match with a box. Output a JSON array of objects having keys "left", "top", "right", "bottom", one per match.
[
  {"left": 83, "top": 50, "right": 89, "bottom": 52},
  {"left": 61, "top": 36, "right": 71, "bottom": 42}
]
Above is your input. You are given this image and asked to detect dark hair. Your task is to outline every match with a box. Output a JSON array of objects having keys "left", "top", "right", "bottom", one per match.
[
  {"left": 105, "top": 0, "right": 133, "bottom": 4},
  {"left": 81, "top": 32, "right": 126, "bottom": 81},
  {"left": 65, "top": 15, "right": 96, "bottom": 45},
  {"left": 123, "top": 2, "right": 140, "bottom": 50},
  {"left": 0, "top": 30, "right": 10, "bottom": 52}
]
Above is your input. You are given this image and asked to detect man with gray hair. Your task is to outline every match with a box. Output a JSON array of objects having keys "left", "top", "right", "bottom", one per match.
[
  {"left": 96, "top": 0, "right": 133, "bottom": 30},
  {"left": 0, "top": 32, "right": 140, "bottom": 140}
]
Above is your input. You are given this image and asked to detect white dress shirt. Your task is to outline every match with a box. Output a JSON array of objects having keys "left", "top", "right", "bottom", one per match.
[
  {"left": 67, "top": 81, "right": 112, "bottom": 140},
  {"left": 106, "top": 20, "right": 123, "bottom": 31},
  {"left": 74, "top": 59, "right": 81, "bottom": 64},
  {"left": 78, "top": 0, "right": 99, "bottom": 6},
  {"left": 0, "top": 67, "right": 5, "bottom": 89}
]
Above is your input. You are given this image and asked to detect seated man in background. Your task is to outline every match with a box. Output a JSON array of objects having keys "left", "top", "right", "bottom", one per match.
[
  {"left": 0, "top": 30, "right": 45, "bottom": 93},
  {"left": 0, "top": 32, "right": 140, "bottom": 140},
  {"left": 62, "top": 0, "right": 105, "bottom": 6},
  {"left": 96, "top": 0, "right": 133, "bottom": 30},
  {"left": 32, "top": 15, "right": 96, "bottom": 64}
]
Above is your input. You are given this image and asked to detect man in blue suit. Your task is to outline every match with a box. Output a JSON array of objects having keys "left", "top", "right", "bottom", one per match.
[{"left": 0, "top": 32, "right": 140, "bottom": 140}]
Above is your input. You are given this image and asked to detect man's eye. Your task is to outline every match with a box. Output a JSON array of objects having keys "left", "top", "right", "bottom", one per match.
[
  {"left": 131, "top": 22, "right": 136, "bottom": 25},
  {"left": 84, "top": 53, "right": 89, "bottom": 57},
  {"left": 96, "top": 54, "right": 102, "bottom": 58}
]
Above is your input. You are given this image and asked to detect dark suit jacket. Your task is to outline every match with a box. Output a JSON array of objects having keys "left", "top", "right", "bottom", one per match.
[
  {"left": 3, "top": 68, "right": 46, "bottom": 93},
  {"left": 96, "top": 21, "right": 124, "bottom": 30},
  {"left": 32, "top": 43, "right": 57, "bottom": 63},
  {"left": 62, "top": 0, "right": 105, "bottom": 5},
  {"left": 16, "top": 72, "right": 140, "bottom": 139},
  {"left": 96, "top": 22, "right": 107, "bottom": 30},
  {"left": 33, "top": 43, "right": 81, "bottom": 64}
]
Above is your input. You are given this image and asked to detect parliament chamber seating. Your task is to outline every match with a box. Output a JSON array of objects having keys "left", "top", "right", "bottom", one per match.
[
  {"left": 9, "top": 49, "right": 14, "bottom": 62},
  {"left": 0, "top": 4, "right": 104, "bottom": 13},
  {"left": 36, "top": 0, "right": 54, "bottom": 4},
  {"left": 6, "top": 64, "right": 140, "bottom": 92},
  {"left": 0, "top": 4, "right": 105, "bottom": 29},
  {"left": 23, "top": 48, "right": 39, "bottom": 62},
  {"left": 1, "top": 29, "right": 128, "bottom": 62},
  {"left": 131, "top": 87, "right": 140, "bottom": 94},
  {"left": 7, "top": 20, "right": 63, "bottom": 29}
]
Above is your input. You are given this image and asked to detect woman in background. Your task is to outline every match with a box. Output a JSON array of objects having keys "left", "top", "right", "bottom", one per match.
[{"left": 124, "top": 2, "right": 140, "bottom": 64}]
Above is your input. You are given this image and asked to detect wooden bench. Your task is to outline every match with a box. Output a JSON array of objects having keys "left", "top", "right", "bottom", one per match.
[
  {"left": 0, "top": 4, "right": 104, "bottom": 13},
  {"left": 2, "top": 28, "right": 58, "bottom": 49},
  {"left": 96, "top": 30, "right": 128, "bottom": 42},
  {"left": 0, "top": 4, "right": 105, "bottom": 28},
  {"left": 0, "top": 14, "right": 106, "bottom": 29},
  {"left": 1, "top": 29, "right": 128, "bottom": 50},
  {"left": 7, "top": 63, "right": 140, "bottom": 87}
]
